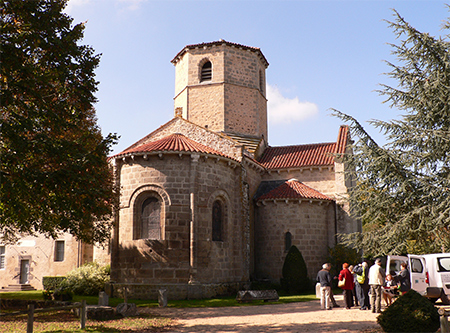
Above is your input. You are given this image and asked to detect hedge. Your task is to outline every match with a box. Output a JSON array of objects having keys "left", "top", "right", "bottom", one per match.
[{"left": 42, "top": 276, "right": 67, "bottom": 290}]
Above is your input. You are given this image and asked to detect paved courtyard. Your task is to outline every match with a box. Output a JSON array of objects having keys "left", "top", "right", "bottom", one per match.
[{"left": 145, "top": 295, "right": 383, "bottom": 332}]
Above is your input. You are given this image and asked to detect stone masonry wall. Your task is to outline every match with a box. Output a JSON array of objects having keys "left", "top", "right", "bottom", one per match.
[
  {"left": 262, "top": 167, "right": 337, "bottom": 199},
  {"left": 254, "top": 200, "right": 335, "bottom": 283},
  {"left": 113, "top": 155, "right": 191, "bottom": 285},
  {"left": 194, "top": 159, "right": 245, "bottom": 283},
  {"left": 224, "top": 84, "right": 266, "bottom": 138},
  {"left": 113, "top": 152, "right": 247, "bottom": 286},
  {"left": 243, "top": 161, "right": 264, "bottom": 278},
  {"left": 186, "top": 84, "right": 225, "bottom": 133},
  {"left": 139, "top": 117, "right": 243, "bottom": 162},
  {"left": 173, "top": 44, "right": 267, "bottom": 140}
]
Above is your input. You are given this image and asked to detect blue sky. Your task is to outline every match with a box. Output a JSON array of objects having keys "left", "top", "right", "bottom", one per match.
[{"left": 65, "top": 0, "right": 448, "bottom": 155}]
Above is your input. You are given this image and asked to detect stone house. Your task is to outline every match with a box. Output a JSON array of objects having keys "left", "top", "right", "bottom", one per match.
[
  {"left": 0, "top": 40, "right": 358, "bottom": 297},
  {"left": 0, "top": 233, "right": 94, "bottom": 291}
]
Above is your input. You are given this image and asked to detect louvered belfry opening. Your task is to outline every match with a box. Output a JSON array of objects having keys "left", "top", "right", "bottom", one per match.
[{"left": 201, "top": 61, "right": 212, "bottom": 82}]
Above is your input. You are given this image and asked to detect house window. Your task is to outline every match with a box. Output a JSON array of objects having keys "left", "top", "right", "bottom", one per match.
[
  {"left": 139, "top": 197, "right": 161, "bottom": 239},
  {"left": 285, "top": 232, "right": 292, "bottom": 252},
  {"left": 0, "top": 246, "right": 5, "bottom": 269},
  {"left": 201, "top": 61, "right": 212, "bottom": 82},
  {"left": 212, "top": 200, "right": 223, "bottom": 241},
  {"left": 54, "top": 241, "right": 65, "bottom": 262}
]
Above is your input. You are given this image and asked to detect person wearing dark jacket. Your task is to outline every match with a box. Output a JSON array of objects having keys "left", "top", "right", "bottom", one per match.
[
  {"left": 317, "top": 263, "right": 333, "bottom": 310},
  {"left": 396, "top": 262, "right": 411, "bottom": 295},
  {"left": 353, "top": 261, "right": 370, "bottom": 310}
]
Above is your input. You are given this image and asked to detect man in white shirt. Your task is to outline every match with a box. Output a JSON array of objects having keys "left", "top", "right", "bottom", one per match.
[{"left": 368, "top": 258, "right": 386, "bottom": 313}]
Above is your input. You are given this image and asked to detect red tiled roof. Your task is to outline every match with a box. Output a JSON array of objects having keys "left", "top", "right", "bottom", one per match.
[
  {"left": 336, "top": 125, "right": 349, "bottom": 154},
  {"left": 257, "top": 179, "right": 332, "bottom": 201},
  {"left": 258, "top": 125, "right": 349, "bottom": 170},
  {"left": 171, "top": 40, "right": 269, "bottom": 68},
  {"left": 114, "top": 133, "right": 235, "bottom": 160}
]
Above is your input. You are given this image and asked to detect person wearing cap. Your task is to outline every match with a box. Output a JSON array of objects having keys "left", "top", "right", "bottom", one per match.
[{"left": 368, "top": 258, "right": 386, "bottom": 313}]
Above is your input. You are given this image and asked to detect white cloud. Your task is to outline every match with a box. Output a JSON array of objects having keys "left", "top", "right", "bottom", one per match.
[
  {"left": 64, "top": 0, "right": 91, "bottom": 14},
  {"left": 267, "top": 84, "right": 318, "bottom": 124},
  {"left": 64, "top": 0, "right": 144, "bottom": 15},
  {"left": 117, "top": 0, "right": 145, "bottom": 12}
]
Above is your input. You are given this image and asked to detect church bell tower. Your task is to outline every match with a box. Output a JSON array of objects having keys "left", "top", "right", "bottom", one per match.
[{"left": 171, "top": 40, "right": 269, "bottom": 144}]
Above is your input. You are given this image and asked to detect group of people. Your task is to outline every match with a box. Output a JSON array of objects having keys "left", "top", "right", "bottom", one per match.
[{"left": 316, "top": 259, "right": 411, "bottom": 313}]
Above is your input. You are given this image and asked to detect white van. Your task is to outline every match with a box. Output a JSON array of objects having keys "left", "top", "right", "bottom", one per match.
[{"left": 386, "top": 253, "right": 450, "bottom": 304}]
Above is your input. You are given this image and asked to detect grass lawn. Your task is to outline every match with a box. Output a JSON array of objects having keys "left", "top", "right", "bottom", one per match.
[
  {"left": 0, "top": 310, "right": 174, "bottom": 333},
  {"left": 0, "top": 290, "right": 318, "bottom": 332},
  {"left": 0, "top": 290, "right": 317, "bottom": 307}
]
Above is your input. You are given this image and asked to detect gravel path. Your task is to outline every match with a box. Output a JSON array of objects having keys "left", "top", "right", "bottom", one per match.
[{"left": 144, "top": 295, "right": 383, "bottom": 332}]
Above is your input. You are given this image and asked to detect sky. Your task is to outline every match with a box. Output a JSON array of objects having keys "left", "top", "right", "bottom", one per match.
[{"left": 64, "top": 0, "right": 449, "bottom": 155}]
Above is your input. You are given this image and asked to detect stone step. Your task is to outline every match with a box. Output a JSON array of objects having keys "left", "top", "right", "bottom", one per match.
[{"left": 1, "top": 284, "right": 37, "bottom": 292}]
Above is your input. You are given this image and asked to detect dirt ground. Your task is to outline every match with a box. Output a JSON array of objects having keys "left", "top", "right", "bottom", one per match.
[{"left": 144, "top": 295, "right": 383, "bottom": 333}]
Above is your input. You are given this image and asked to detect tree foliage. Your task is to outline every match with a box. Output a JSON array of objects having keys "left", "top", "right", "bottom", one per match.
[
  {"left": 333, "top": 8, "right": 450, "bottom": 256},
  {"left": 327, "top": 243, "right": 360, "bottom": 277},
  {"left": 1, "top": 0, "right": 118, "bottom": 244}
]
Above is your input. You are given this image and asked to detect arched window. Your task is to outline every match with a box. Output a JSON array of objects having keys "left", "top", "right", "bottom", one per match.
[
  {"left": 212, "top": 200, "right": 223, "bottom": 241},
  {"left": 201, "top": 61, "right": 212, "bottom": 82},
  {"left": 139, "top": 196, "right": 161, "bottom": 239},
  {"left": 285, "top": 232, "right": 292, "bottom": 252}
]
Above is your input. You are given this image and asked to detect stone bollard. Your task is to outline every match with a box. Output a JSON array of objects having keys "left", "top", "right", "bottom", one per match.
[
  {"left": 158, "top": 288, "right": 168, "bottom": 307},
  {"left": 98, "top": 291, "right": 109, "bottom": 306}
]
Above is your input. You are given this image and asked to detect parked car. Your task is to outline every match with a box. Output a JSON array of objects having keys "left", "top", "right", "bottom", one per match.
[{"left": 386, "top": 253, "right": 450, "bottom": 304}]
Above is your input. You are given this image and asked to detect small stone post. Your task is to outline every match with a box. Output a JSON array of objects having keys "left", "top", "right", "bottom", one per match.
[
  {"left": 158, "top": 288, "right": 168, "bottom": 307},
  {"left": 27, "top": 304, "right": 34, "bottom": 333},
  {"left": 98, "top": 291, "right": 109, "bottom": 306},
  {"left": 80, "top": 300, "right": 86, "bottom": 329}
]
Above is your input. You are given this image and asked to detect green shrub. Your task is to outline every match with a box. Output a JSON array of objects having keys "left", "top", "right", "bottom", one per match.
[
  {"left": 42, "top": 276, "right": 67, "bottom": 290},
  {"left": 377, "top": 289, "right": 439, "bottom": 332},
  {"left": 64, "top": 262, "right": 110, "bottom": 296},
  {"left": 42, "top": 289, "right": 53, "bottom": 300},
  {"left": 281, "top": 245, "right": 310, "bottom": 294},
  {"left": 52, "top": 286, "right": 73, "bottom": 301}
]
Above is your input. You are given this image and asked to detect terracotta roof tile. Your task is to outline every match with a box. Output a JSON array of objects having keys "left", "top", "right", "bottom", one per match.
[
  {"left": 336, "top": 125, "right": 349, "bottom": 154},
  {"left": 258, "top": 142, "right": 336, "bottom": 169},
  {"left": 114, "top": 133, "right": 235, "bottom": 160},
  {"left": 258, "top": 125, "right": 349, "bottom": 170},
  {"left": 257, "top": 179, "right": 332, "bottom": 201}
]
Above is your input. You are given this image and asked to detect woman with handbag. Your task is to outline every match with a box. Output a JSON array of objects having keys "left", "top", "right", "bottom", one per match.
[{"left": 339, "top": 263, "right": 355, "bottom": 309}]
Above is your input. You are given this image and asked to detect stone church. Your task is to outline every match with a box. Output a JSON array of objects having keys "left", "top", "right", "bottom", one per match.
[
  {"left": 108, "top": 40, "right": 358, "bottom": 299},
  {"left": 0, "top": 40, "right": 358, "bottom": 297}
]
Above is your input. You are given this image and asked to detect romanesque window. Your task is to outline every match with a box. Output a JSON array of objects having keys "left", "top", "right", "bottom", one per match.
[
  {"left": 212, "top": 200, "right": 223, "bottom": 241},
  {"left": 54, "top": 240, "right": 65, "bottom": 262},
  {"left": 139, "top": 196, "right": 161, "bottom": 240},
  {"left": 0, "top": 246, "right": 5, "bottom": 269},
  {"left": 259, "top": 70, "right": 264, "bottom": 92},
  {"left": 201, "top": 61, "right": 212, "bottom": 82},
  {"left": 285, "top": 232, "right": 292, "bottom": 252}
]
